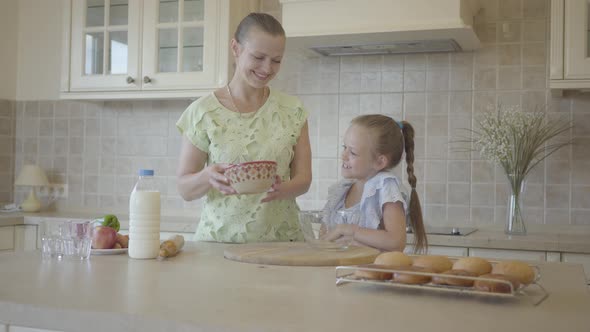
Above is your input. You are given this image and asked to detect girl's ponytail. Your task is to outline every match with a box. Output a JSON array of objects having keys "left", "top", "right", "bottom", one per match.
[{"left": 401, "top": 121, "right": 427, "bottom": 254}]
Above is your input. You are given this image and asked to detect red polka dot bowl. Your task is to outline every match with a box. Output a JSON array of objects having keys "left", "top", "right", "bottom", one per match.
[{"left": 225, "top": 161, "right": 277, "bottom": 194}]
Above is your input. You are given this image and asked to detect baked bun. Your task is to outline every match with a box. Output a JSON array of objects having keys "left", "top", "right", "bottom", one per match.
[
  {"left": 452, "top": 257, "right": 492, "bottom": 276},
  {"left": 412, "top": 255, "right": 453, "bottom": 273},
  {"left": 374, "top": 251, "right": 413, "bottom": 266},
  {"left": 354, "top": 264, "right": 394, "bottom": 280},
  {"left": 474, "top": 273, "right": 521, "bottom": 293},
  {"left": 431, "top": 269, "right": 477, "bottom": 287},
  {"left": 393, "top": 266, "right": 434, "bottom": 284},
  {"left": 491, "top": 260, "right": 536, "bottom": 285}
]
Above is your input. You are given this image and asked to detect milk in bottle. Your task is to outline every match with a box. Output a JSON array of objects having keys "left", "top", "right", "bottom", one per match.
[{"left": 129, "top": 169, "right": 161, "bottom": 259}]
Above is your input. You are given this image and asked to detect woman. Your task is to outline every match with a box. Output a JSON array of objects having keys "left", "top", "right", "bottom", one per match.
[{"left": 176, "top": 13, "right": 312, "bottom": 243}]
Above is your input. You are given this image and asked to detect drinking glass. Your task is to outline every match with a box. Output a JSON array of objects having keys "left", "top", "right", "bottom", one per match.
[
  {"left": 40, "top": 220, "right": 93, "bottom": 260},
  {"left": 298, "top": 210, "right": 349, "bottom": 250},
  {"left": 62, "top": 220, "right": 94, "bottom": 260},
  {"left": 40, "top": 221, "right": 66, "bottom": 260}
]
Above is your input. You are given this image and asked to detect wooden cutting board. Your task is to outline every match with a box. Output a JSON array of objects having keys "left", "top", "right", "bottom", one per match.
[{"left": 224, "top": 242, "right": 380, "bottom": 266}]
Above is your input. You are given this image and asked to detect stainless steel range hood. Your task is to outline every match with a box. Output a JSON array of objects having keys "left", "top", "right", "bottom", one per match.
[
  {"left": 280, "top": 0, "right": 481, "bottom": 56},
  {"left": 310, "top": 39, "right": 461, "bottom": 56}
]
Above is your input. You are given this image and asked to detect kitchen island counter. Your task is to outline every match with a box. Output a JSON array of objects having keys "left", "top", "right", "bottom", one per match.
[
  {"left": 0, "top": 242, "right": 589, "bottom": 332},
  {"left": 2, "top": 212, "right": 590, "bottom": 253}
]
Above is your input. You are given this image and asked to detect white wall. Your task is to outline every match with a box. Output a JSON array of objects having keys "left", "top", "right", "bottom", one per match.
[
  {"left": 0, "top": 0, "right": 18, "bottom": 100},
  {"left": 16, "top": 0, "right": 63, "bottom": 101}
]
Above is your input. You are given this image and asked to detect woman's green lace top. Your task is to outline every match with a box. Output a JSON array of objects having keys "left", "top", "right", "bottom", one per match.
[{"left": 176, "top": 88, "right": 308, "bottom": 243}]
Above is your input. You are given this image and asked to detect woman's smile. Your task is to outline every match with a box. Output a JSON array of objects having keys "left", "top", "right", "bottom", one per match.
[{"left": 253, "top": 70, "right": 270, "bottom": 81}]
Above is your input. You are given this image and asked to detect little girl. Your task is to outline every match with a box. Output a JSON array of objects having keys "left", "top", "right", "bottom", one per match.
[{"left": 321, "top": 114, "right": 427, "bottom": 253}]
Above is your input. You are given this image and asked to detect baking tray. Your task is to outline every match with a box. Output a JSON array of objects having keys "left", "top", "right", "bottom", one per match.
[{"left": 335, "top": 262, "right": 549, "bottom": 306}]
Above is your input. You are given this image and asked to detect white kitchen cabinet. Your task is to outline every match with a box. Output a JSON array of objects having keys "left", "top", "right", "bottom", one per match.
[
  {"left": 8, "top": 326, "right": 62, "bottom": 332},
  {"left": 468, "top": 248, "right": 547, "bottom": 262},
  {"left": 405, "top": 245, "right": 468, "bottom": 257},
  {"left": 14, "top": 225, "right": 38, "bottom": 251},
  {"left": 61, "top": 0, "right": 258, "bottom": 99},
  {"left": 0, "top": 226, "right": 15, "bottom": 251},
  {"left": 561, "top": 253, "right": 590, "bottom": 283},
  {"left": 0, "top": 225, "right": 39, "bottom": 252},
  {"left": 550, "top": 0, "right": 590, "bottom": 89}
]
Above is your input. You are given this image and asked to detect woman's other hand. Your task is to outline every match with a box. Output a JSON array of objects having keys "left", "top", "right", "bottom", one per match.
[{"left": 260, "top": 175, "right": 283, "bottom": 203}]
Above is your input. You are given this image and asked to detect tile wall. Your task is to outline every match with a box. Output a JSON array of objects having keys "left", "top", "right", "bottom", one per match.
[
  {"left": 6, "top": 0, "right": 590, "bottom": 226},
  {"left": 12, "top": 100, "right": 200, "bottom": 216}
]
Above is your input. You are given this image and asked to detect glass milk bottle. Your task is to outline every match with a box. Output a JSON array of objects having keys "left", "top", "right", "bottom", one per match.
[{"left": 128, "top": 169, "right": 161, "bottom": 259}]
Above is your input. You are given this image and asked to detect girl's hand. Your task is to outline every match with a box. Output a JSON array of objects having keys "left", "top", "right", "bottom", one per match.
[
  {"left": 321, "top": 224, "right": 359, "bottom": 242},
  {"left": 261, "top": 175, "right": 283, "bottom": 203},
  {"left": 206, "top": 163, "right": 237, "bottom": 195}
]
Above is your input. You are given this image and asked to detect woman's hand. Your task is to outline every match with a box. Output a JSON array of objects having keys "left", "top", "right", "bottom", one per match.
[
  {"left": 206, "top": 163, "right": 237, "bottom": 195},
  {"left": 261, "top": 175, "right": 283, "bottom": 203}
]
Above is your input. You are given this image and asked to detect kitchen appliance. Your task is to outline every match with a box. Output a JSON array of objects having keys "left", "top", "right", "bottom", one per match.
[
  {"left": 406, "top": 226, "right": 478, "bottom": 236},
  {"left": 280, "top": 0, "right": 481, "bottom": 56}
]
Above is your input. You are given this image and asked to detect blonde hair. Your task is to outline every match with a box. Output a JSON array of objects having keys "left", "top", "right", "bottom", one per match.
[
  {"left": 351, "top": 114, "right": 428, "bottom": 254},
  {"left": 234, "top": 13, "right": 285, "bottom": 43}
]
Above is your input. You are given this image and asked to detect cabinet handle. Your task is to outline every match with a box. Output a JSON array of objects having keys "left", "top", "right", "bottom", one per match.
[
  {"left": 126, "top": 76, "right": 135, "bottom": 84},
  {"left": 143, "top": 76, "right": 152, "bottom": 84}
]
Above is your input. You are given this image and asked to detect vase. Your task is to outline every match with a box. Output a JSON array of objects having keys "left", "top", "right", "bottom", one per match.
[{"left": 505, "top": 174, "right": 527, "bottom": 235}]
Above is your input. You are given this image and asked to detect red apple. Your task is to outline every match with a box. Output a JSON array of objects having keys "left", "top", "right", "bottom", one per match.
[{"left": 92, "top": 226, "right": 118, "bottom": 249}]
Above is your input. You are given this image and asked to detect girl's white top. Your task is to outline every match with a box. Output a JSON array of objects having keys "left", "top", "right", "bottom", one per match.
[{"left": 322, "top": 171, "right": 408, "bottom": 229}]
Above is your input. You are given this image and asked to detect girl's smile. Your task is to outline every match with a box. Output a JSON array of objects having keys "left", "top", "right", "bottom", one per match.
[{"left": 341, "top": 125, "right": 385, "bottom": 181}]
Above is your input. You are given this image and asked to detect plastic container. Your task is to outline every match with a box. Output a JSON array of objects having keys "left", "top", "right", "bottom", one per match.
[{"left": 128, "top": 169, "right": 161, "bottom": 259}]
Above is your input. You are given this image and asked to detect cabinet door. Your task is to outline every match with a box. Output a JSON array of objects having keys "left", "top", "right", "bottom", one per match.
[
  {"left": 14, "top": 225, "right": 38, "bottom": 251},
  {"left": 8, "top": 326, "right": 63, "bottom": 332},
  {"left": 142, "top": 0, "right": 229, "bottom": 90},
  {"left": 70, "top": 0, "right": 141, "bottom": 90},
  {"left": 562, "top": 253, "right": 590, "bottom": 283},
  {"left": 405, "top": 245, "right": 467, "bottom": 257},
  {"left": 468, "top": 248, "right": 546, "bottom": 262},
  {"left": 0, "top": 226, "right": 15, "bottom": 251},
  {"left": 564, "top": 0, "right": 590, "bottom": 79}
]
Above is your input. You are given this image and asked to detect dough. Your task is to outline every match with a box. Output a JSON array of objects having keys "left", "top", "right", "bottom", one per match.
[
  {"left": 354, "top": 264, "right": 394, "bottom": 280},
  {"left": 355, "top": 251, "right": 414, "bottom": 280},
  {"left": 374, "top": 251, "right": 413, "bottom": 266},
  {"left": 431, "top": 269, "right": 477, "bottom": 287},
  {"left": 491, "top": 260, "right": 536, "bottom": 284},
  {"left": 452, "top": 257, "right": 492, "bottom": 276},
  {"left": 473, "top": 273, "right": 521, "bottom": 293},
  {"left": 412, "top": 255, "right": 453, "bottom": 273},
  {"left": 393, "top": 266, "right": 434, "bottom": 284}
]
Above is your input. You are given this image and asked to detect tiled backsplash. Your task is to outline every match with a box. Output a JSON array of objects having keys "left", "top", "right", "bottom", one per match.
[{"left": 3, "top": 0, "right": 590, "bottom": 226}]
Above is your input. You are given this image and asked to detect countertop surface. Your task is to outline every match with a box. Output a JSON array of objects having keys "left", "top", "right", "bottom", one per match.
[
  {"left": 2, "top": 211, "right": 590, "bottom": 253},
  {"left": 0, "top": 243, "right": 589, "bottom": 332}
]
